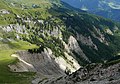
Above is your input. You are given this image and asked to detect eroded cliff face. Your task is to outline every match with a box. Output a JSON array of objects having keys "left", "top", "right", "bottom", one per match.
[
  {"left": 9, "top": 50, "right": 63, "bottom": 75},
  {"left": 68, "top": 36, "right": 90, "bottom": 62},
  {"left": 8, "top": 46, "right": 82, "bottom": 84},
  {"left": 8, "top": 47, "right": 81, "bottom": 74}
]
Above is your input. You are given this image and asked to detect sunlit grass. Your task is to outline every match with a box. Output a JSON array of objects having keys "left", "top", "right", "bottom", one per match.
[{"left": 0, "top": 40, "right": 38, "bottom": 83}]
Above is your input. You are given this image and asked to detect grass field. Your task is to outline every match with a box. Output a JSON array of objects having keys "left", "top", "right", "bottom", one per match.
[{"left": 0, "top": 40, "right": 38, "bottom": 83}]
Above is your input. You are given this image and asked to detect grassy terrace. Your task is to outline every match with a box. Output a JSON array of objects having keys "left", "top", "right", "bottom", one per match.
[{"left": 0, "top": 40, "right": 38, "bottom": 83}]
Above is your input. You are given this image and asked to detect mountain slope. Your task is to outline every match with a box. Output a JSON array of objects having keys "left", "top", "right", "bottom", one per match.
[{"left": 1, "top": 0, "right": 120, "bottom": 83}]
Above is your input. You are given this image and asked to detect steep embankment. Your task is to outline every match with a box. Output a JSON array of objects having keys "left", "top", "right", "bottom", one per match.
[
  {"left": 8, "top": 48, "right": 80, "bottom": 75},
  {"left": 8, "top": 48, "right": 80, "bottom": 84}
]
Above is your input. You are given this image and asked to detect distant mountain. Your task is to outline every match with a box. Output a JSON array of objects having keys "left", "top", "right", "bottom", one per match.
[{"left": 61, "top": 0, "right": 120, "bottom": 22}]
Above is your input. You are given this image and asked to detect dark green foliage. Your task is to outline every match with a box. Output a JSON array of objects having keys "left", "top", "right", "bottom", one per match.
[
  {"left": 28, "top": 46, "right": 44, "bottom": 53},
  {"left": 109, "top": 35, "right": 120, "bottom": 52},
  {"left": 72, "top": 51, "right": 89, "bottom": 66},
  {"left": 44, "top": 37, "right": 65, "bottom": 57}
]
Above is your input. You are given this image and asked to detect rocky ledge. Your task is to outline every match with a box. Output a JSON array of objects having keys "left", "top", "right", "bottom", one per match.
[{"left": 46, "top": 63, "right": 120, "bottom": 84}]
